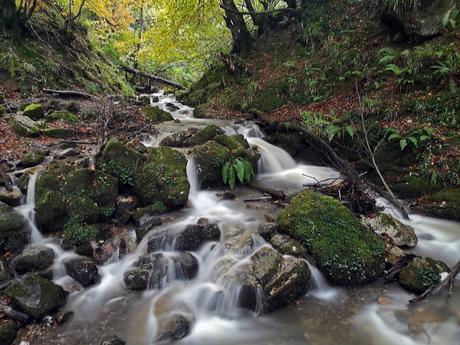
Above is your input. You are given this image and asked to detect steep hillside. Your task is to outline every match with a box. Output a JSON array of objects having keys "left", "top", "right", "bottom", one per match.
[
  {"left": 0, "top": 5, "right": 131, "bottom": 98},
  {"left": 182, "top": 0, "right": 460, "bottom": 220}
]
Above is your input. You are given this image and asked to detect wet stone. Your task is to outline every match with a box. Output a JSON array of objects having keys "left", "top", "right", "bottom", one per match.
[
  {"left": 65, "top": 257, "right": 99, "bottom": 287},
  {"left": 156, "top": 313, "right": 190, "bottom": 342},
  {"left": 12, "top": 245, "right": 55, "bottom": 275}
]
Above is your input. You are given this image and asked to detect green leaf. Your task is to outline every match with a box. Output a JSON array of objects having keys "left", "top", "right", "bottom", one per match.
[
  {"left": 222, "top": 162, "right": 230, "bottom": 184},
  {"left": 388, "top": 133, "right": 400, "bottom": 141},
  {"left": 228, "top": 166, "right": 236, "bottom": 191},
  {"left": 408, "top": 136, "right": 418, "bottom": 147},
  {"left": 345, "top": 125, "right": 355, "bottom": 138},
  {"left": 400, "top": 139, "right": 408, "bottom": 151},
  {"left": 235, "top": 159, "right": 246, "bottom": 183},
  {"left": 419, "top": 135, "right": 430, "bottom": 142}
]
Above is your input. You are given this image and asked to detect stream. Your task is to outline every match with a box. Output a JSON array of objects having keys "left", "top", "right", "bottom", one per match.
[{"left": 19, "top": 91, "right": 460, "bottom": 345}]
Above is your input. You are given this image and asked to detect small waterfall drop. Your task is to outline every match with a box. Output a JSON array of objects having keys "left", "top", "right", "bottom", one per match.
[
  {"left": 247, "top": 137, "right": 296, "bottom": 174},
  {"left": 306, "top": 262, "right": 342, "bottom": 301}
]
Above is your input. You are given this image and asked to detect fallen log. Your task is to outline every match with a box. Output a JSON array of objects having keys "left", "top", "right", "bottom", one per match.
[
  {"left": 0, "top": 303, "right": 30, "bottom": 323},
  {"left": 122, "top": 66, "right": 184, "bottom": 90},
  {"left": 43, "top": 88, "right": 96, "bottom": 99},
  {"left": 410, "top": 259, "right": 460, "bottom": 303},
  {"left": 249, "top": 181, "right": 286, "bottom": 200}
]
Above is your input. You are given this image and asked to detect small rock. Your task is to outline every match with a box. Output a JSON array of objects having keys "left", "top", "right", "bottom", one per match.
[
  {"left": 12, "top": 245, "right": 55, "bottom": 274},
  {"left": 0, "top": 186, "right": 23, "bottom": 207},
  {"left": 100, "top": 336, "right": 125, "bottom": 345},
  {"left": 256, "top": 223, "right": 277, "bottom": 241},
  {"left": 55, "top": 310, "right": 74, "bottom": 324},
  {"left": 270, "top": 234, "right": 308, "bottom": 259},
  {"left": 65, "top": 257, "right": 99, "bottom": 287},
  {"left": 23, "top": 103, "right": 44, "bottom": 120},
  {"left": 123, "top": 268, "right": 151, "bottom": 290},
  {"left": 398, "top": 256, "right": 449, "bottom": 294},
  {"left": 156, "top": 314, "right": 190, "bottom": 342},
  {"left": 165, "top": 102, "right": 180, "bottom": 112},
  {"left": 172, "top": 252, "right": 199, "bottom": 280},
  {"left": 221, "top": 191, "right": 236, "bottom": 200},
  {"left": 21, "top": 149, "right": 46, "bottom": 168},
  {"left": 57, "top": 148, "right": 80, "bottom": 157}
]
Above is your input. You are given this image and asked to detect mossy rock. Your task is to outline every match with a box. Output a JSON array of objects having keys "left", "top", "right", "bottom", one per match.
[
  {"left": 193, "top": 104, "right": 212, "bottom": 118},
  {"left": 48, "top": 110, "right": 78, "bottom": 123},
  {"left": 12, "top": 245, "right": 55, "bottom": 274},
  {"left": 23, "top": 103, "right": 44, "bottom": 120},
  {"left": 10, "top": 115, "right": 40, "bottom": 137},
  {"left": 0, "top": 321, "right": 18, "bottom": 345},
  {"left": 143, "top": 106, "right": 173, "bottom": 123},
  {"left": 213, "top": 134, "right": 259, "bottom": 165},
  {"left": 41, "top": 127, "right": 73, "bottom": 138},
  {"left": 191, "top": 141, "right": 230, "bottom": 188},
  {"left": 391, "top": 175, "right": 436, "bottom": 199},
  {"left": 0, "top": 105, "right": 7, "bottom": 117},
  {"left": 0, "top": 202, "right": 30, "bottom": 254},
  {"left": 187, "top": 125, "right": 223, "bottom": 146},
  {"left": 132, "top": 202, "right": 166, "bottom": 226},
  {"left": 98, "top": 139, "right": 143, "bottom": 186},
  {"left": 134, "top": 147, "right": 190, "bottom": 209},
  {"left": 36, "top": 164, "right": 118, "bottom": 233},
  {"left": 21, "top": 149, "right": 45, "bottom": 168},
  {"left": 5, "top": 275, "right": 67, "bottom": 320},
  {"left": 278, "top": 191, "right": 385, "bottom": 286},
  {"left": 399, "top": 257, "right": 449, "bottom": 294},
  {"left": 62, "top": 220, "right": 98, "bottom": 248}
]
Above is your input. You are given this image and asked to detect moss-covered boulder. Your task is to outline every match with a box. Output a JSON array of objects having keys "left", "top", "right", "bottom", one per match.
[
  {"left": 278, "top": 191, "right": 385, "bottom": 286},
  {"left": 213, "top": 134, "right": 259, "bottom": 165},
  {"left": 143, "top": 106, "right": 173, "bottom": 123},
  {"left": 398, "top": 257, "right": 449, "bottom": 294},
  {"left": 191, "top": 141, "right": 230, "bottom": 188},
  {"left": 134, "top": 147, "right": 190, "bottom": 209},
  {"left": 12, "top": 245, "right": 55, "bottom": 274},
  {"left": 48, "top": 110, "right": 78, "bottom": 123},
  {"left": 21, "top": 149, "right": 46, "bottom": 168},
  {"left": 5, "top": 275, "right": 67, "bottom": 320},
  {"left": 250, "top": 80, "right": 286, "bottom": 112},
  {"left": 0, "top": 321, "right": 18, "bottom": 345},
  {"left": 10, "top": 114, "right": 40, "bottom": 137},
  {"left": 62, "top": 220, "right": 98, "bottom": 248},
  {"left": 193, "top": 104, "right": 212, "bottom": 118},
  {"left": 0, "top": 202, "right": 30, "bottom": 254},
  {"left": 186, "top": 125, "right": 223, "bottom": 146},
  {"left": 23, "top": 103, "right": 44, "bottom": 120},
  {"left": 36, "top": 164, "right": 118, "bottom": 233},
  {"left": 98, "top": 139, "right": 143, "bottom": 186},
  {"left": 41, "top": 127, "right": 73, "bottom": 138},
  {"left": 0, "top": 186, "right": 23, "bottom": 207}
]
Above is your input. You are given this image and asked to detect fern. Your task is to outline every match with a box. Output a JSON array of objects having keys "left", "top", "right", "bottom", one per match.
[{"left": 222, "top": 158, "right": 255, "bottom": 190}]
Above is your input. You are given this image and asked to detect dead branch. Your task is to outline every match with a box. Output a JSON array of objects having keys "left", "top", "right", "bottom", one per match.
[
  {"left": 410, "top": 259, "right": 460, "bottom": 303},
  {"left": 249, "top": 180, "right": 286, "bottom": 200},
  {"left": 243, "top": 196, "right": 273, "bottom": 202},
  {"left": 43, "top": 88, "right": 96, "bottom": 99},
  {"left": 122, "top": 66, "right": 184, "bottom": 89}
]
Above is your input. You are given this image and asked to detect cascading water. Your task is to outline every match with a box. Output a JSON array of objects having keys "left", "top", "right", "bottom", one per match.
[{"left": 32, "top": 91, "right": 460, "bottom": 345}]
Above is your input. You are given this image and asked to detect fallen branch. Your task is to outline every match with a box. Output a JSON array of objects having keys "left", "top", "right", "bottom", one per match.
[
  {"left": 122, "top": 66, "right": 184, "bottom": 89},
  {"left": 243, "top": 196, "right": 273, "bottom": 202},
  {"left": 410, "top": 259, "right": 460, "bottom": 303},
  {"left": 385, "top": 253, "right": 417, "bottom": 282},
  {"left": 0, "top": 161, "right": 13, "bottom": 192},
  {"left": 43, "top": 88, "right": 96, "bottom": 99},
  {"left": 249, "top": 181, "right": 286, "bottom": 200}
]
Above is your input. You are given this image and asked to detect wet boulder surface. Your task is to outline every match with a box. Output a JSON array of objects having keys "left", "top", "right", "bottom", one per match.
[
  {"left": 12, "top": 245, "right": 55, "bottom": 275},
  {"left": 65, "top": 257, "right": 100, "bottom": 287},
  {"left": 5, "top": 275, "right": 68, "bottom": 320},
  {"left": 278, "top": 191, "right": 385, "bottom": 286},
  {"left": 0, "top": 202, "right": 30, "bottom": 254}
]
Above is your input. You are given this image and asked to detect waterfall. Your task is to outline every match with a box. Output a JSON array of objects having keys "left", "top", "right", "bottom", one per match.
[
  {"left": 306, "top": 262, "right": 341, "bottom": 301},
  {"left": 246, "top": 137, "right": 296, "bottom": 174},
  {"left": 15, "top": 172, "right": 44, "bottom": 244}
]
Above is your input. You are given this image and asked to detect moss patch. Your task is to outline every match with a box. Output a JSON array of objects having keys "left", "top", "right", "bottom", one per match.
[
  {"left": 278, "top": 191, "right": 385, "bottom": 286},
  {"left": 48, "top": 110, "right": 78, "bottom": 123},
  {"left": 23, "top": 103, "right": 44, "bottom": 120},
  {"left": 143, "top": 106, "right": 173, "bottom": 123},
  {"left": 191, "top": 141, "right": 230, "bottom": 188},
  {"left": 21, "top": 149, "right": 45, "bottom": 168},
  {"left": 399, "top": 257, "right": 449, "bottom": 294}
]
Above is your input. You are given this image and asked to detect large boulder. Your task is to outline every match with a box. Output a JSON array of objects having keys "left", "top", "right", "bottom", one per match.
[
  {"left": 278, "top": 191, "right": 385, "bottom": 286},
  {"left": 23, "top": 104, "right": 44, "bottom": 120},
  {"left": 12, "top": 245, "right": 55, "bottom": 274},
  {"left": 10, "top": 114, "right": 40, "bottom": 137},
  {"left": 65, "top": 257, "right": 99, "bottom": 287},
  {"left": 143, "top": 106, "right": 173, "bottom": 123},
  {"left": 398, "top": 256, "right": 449, "bottom": 294},
  {"left": 0, "top": 186, "right": 23, "bottom": 207},
  {"left": 186, "top": 125, "right": 223, "bottom": 146},
  {"left": 0, "top": 202, "right": 30, "bottom": 254},
  {"left": 134, "top": 147, "right": 190, "bottom": 209},
  {"left": 191, "top": 141, "right": 230, "bottom": 188},
  {"left": 156, "top": 314, "right": 190, "bottom": 342},
  {"left": 35, "top": 164, "right": 118, "bottom": 233},
  {"left": 223, "top": 246, "right": 310, "bottom": 312},
  {"left": 98, "top": 139, "right": 143, "bottom": 187},
  {"left": 160, "top": 128, "right": 199, "bottom": 147},
  {"left": 5, "top": 275, "right": 68, "bottom": 320},
  {"left": 174, "top": 218, "right": 220, "bottom": 251},
  {"left": 362, "top": 213, "right": 418, "bottom": 247},
  {"left": 383, "top": 0, "right": 458, "bottom": 38}
]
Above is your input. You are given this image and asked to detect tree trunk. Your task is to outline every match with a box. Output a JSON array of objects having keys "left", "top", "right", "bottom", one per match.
[
  {"left": 221, "top": 0, "right": 253, "bottom": 55},
  {"left": 0, "top": 0, "right": 19, "bottom": 36}
]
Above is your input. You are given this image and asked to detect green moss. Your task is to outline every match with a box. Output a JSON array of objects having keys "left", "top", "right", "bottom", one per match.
[
  {"left": 62, "top": 219, "right": 98, "bottom": 248},
  {"left": 193, "top": 104, "right": 211, "bottom": 118},
  {"left": 41, "top": 127, "right": 73, "bottom": 138},
  {"left": 278, "top": 191, "right": 385, "bottom": 286},
  {"left": 143, "top": 106, "right": 173, "bottom": 123},
  {"left": 399, "top": 257, "right": 449, "bottom": 294},
  {"left": 391, "top": 175, "right": 437, "bottom": 199},
  {"left": 426, "top": 189, "right": 460, "bottom": 220},
  {"left": 10, "top": 116, "right": 40, "bottom": 137},
  {"left": 98, "top": 139, "right": 143, "bottom": 186},
  {"left": 132, "top": 202, "right": 167, "bottom": 224},
  {"left": 48, "top": 110, "right": 78, "bottom": 123},
  {"left": 250, "top": 79, "right": 286, "bottom": 112},
  {"left": 191, "top": 141, "right": 230, "bottom": 188},
  {"left": 214, "top": 134, "right": 246, "bottom": 151},
  {"left": 188, "top": 125, "right": 223, "bottom": 146},
  {"left": 134, "top": 147, "right": 190, "bottom": 209},
  {"left": 0, "top": 202, "right": 29, "bottom": 254},
  {"left": 22, "top": 149, "right": 45, "bottom": 168},
  {"left": 35, "top": 164, "right": 118, "bottom": 232},
  {"left": 0, "top": 105, "right": 6, "bottom": 116},
  {"left": 23, "top": 103, "right": 44, "bottom": 120}
]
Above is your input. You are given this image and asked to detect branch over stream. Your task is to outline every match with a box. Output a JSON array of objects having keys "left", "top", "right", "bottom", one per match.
[{"left": 122, "top": 66, "right": 184, "bottom": 89}]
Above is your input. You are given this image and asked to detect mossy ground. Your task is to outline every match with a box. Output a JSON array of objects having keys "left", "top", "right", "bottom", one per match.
[{"left": 278, "top": 190, "right": 385, "bottom": 286}]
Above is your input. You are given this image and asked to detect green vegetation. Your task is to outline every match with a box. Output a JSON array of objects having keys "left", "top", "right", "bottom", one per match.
[
  {"left": 278, "top": 191, "right": 385, "bottom": 286},
  {"left": 222, "top": 158, "right": 255, "bottom": 190}
]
